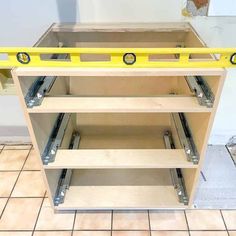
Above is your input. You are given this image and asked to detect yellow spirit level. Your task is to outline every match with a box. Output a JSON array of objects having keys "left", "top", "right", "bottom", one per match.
[{"left": 0, "top": 47, "right": 236, "bottom": 68}]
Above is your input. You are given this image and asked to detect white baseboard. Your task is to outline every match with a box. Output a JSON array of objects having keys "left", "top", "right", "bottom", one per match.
[
  {"left": 0, "top": 136, "right": 31, "bottom": 144},
  {"left": 0, "top": 125, "right": 30, "bottom": 144}
]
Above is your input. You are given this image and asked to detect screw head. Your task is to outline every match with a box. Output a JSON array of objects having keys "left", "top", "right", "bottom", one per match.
[
  {"left": 37, "top": 93, "right": 43, "bottom": 99},
  {"left": 51, "top": 149, "right": 56, "bottom": 155}
]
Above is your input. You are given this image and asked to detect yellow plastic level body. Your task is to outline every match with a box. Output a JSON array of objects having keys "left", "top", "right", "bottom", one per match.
[{"left": 0, "top": 47, "right": 236, "bottom": 68}]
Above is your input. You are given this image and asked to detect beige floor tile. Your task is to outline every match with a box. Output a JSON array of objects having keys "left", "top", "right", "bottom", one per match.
[
  {"left": 33, "top": 232, "right": 72, "bottom": 236},
  {"left": 23, "top": 149, "right": 41, "bottom": 171},
  {"left": 186, "top": 210, "right": 226, "bottom": 230},
  {"left": 222, "top": 210, "right": 236, "bottom": 230},
  {"left": 229, "top": 232, "right": 236, "bottom": 236},
  {"left": 113, "top": 211, "right": 149, "bottom": 230},
  {"left": 74, "top": 210, "right": 111, "bottom": 230},
  {"left": 0, "top": 149, "right": 30, "bottom": 170},
  {"left": 73, "top": 231, "right": 111, "bottom": 236},
  {"left": 35, "top": 198, "right": 74, "bottom": 230},
  {"left": 0, "top": 232, "right": 32, "bottom": 236},
  {"left": 150, "top": 210, "right": 188, "bottom": 230},
  {"left": 3, "top": 145, "right": 32, "bottom": 150},
  {"left": 0, "top": 172, "right": 19, "bottom": 197},
  {"left": 112, "top": 232, "right": 150, "bottom": 236},
  {"left": 0, "top": 198, "right": 42, "bottom": 230},
  {"left": 0, "top": 198, "right": 8, "bottom": 215},
  {"left": 11, "top": 171, "right": 46, "bottom": 197},
  {"left": 152, "top": 232, "right": 189, "bottom": 236},
  {"left": 190, "top": 231, "right": 228, "bottom": 236}
]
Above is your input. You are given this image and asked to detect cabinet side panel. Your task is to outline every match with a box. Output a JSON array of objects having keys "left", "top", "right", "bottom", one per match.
[
  {"left": 188, "top": 70, "right": 227, "bottom": 205},
  {"left": 45, "top": 169, "right": 62, "bottom": 201},
  {"left": 11, "top": 69, "right": 56, "bottom": 209}
]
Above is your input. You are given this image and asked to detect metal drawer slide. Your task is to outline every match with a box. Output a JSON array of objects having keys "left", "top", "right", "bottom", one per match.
[
  {"left": 42, "top": 113, "right": 71, "bottom": 165},
  {"left": 172, "top": 113, "right": 199, "bottom": 164},
  {"left": 54, "top": 131, "right": 80, "bottom": 206},
  {"left": 186, "top": 76, "right": 214, "bottom": 108},
  {"left": 163, "top": 131, "right": 189, "bottom": 205},
  {"left": 25, "top": 53, "right": 67, "bottom": 108}
]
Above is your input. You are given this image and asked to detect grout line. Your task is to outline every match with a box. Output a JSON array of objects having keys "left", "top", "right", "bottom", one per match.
[
  {"left": 1, "top": 230, "right": 229, "bottom": 233},
  {"left": 220, "top": 210, "right": 230, "bottom": 236},
  {"left": 31, "top": 230, "right": 73, "bottom": 232},
  {"left": 39, "top": 229, "right": 112, "bottom": 232},
  {"left": 184, "top": 210, "right": 191, "bottom": 236},
  {"left": 32, "top": 192, "right": 47, "bottom": 236},
  {"left": 111, "top": 210, "right": 113, "bottom": 236},
  {"left": 0, "top": 230, "right": 33, "bottom": 232},
  {"left": 71, "top": 210, "right": 77, "bottom": 236},
  {"left": 2, "top": 148, "right": 32, "bottom": 151},
  {"left": 110, "top": 230, "right": 157, "bottom": 232},
  {"left": 148, "top": 210, "right": 152, "bottom": 236},
  {"left": 0, "top": 229, "right": 230, "bottom": 232},
  {"left": 186, "top": 230, "right": 229, "bottom": 232},
  {"left": 0, "top": 230, "right": 75, "bottom": 233},
  {"left": 6, "top": 196, "right": 46, "bottom": 199},
  {"left": 21, "top": 146, "right": 33, "bottom": 170},
  {"left": 102, "top": 229, "right": 231, "bottom": 232},
  {"left": 0, "top": 146, "right": 32, "bottom": 219},
  {"left": 0, "top": 170, "right": 41, "bottom": 173}
]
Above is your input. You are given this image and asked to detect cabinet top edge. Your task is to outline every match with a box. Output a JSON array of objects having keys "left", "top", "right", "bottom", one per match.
[
  {"left": 12, "top": 67, "right": 226, "bottom": 77},
  {"left": 51, "top": 22, "right": 192, "bottom": 33}
]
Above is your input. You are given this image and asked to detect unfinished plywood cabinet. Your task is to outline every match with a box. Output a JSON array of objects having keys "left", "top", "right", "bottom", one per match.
[{"left": 12, "top": 23, "right": 226, "bottom": 210}]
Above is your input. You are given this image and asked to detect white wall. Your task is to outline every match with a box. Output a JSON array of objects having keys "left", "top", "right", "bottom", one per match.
[
  {"left": 0, "top": 0, "right": 80, "bottom": 142},
  {"left": 0, "top": 1, "right": 236, "bottom": 144},
  {"left": 0, "top": 0, "right": 184, "bottom": 46},
  {"left": 190, "top": 17, "right": 236, "bottom": 144},
  {"left": 0, "top": 96, "right": 30, "bottom": 143},
  {"left": 0, "top": 0, "right": 184, "bottom": 142},
  {"left": 0, "top": 0, "right": 80, "bottom": 47},
  {"left": 78, "top": 0, "right": 184, "bottom": 22},
  {"left": 208, "top": 0, "right": 236, "bottom": 16}
]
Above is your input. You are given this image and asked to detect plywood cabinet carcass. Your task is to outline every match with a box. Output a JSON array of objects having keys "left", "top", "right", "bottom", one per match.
[{"left": 12, "top": 23, "right": 226, "bottom": 210}]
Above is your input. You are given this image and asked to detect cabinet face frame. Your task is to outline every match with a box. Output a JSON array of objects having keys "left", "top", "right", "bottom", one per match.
[{"left": 12, "top": 23, "right": 227, "bottom": 210}]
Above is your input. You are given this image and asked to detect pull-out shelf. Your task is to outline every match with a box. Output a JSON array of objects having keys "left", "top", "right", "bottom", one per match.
[
  {"left": 47, "top": 168, "right": 188, "bottom": 210},
  {"left": 47, "top": 129, "right": 191, "bottom": 209},
  {"left": 18, "top": 73, "right": 218, "bottom": 113},
  {"left": 30, "top": 112, "right": 203, "bottom": 169}
]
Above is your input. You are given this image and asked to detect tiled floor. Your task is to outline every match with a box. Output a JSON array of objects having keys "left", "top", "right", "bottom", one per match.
[{"left": 0, "top": 145, "right": 236, "bottom": 236}]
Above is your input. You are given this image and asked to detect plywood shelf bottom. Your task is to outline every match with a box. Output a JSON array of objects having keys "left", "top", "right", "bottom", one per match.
[{"left": 54, "top": 169, "right": 185, "bottom": 210}]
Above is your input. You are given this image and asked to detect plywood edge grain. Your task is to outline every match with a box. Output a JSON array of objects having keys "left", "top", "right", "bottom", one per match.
[
  {"left": 27, "top": 96, "right": 212, "bottom": 113},
  {"left": 14, "top": 67, "right": 225, "bottom": 77},
  {"left": 45, "top": 149, "right": 197, "bottom": 169},
  {"left": 52, "top": 22, "right": 191, "bottom": 32}
]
